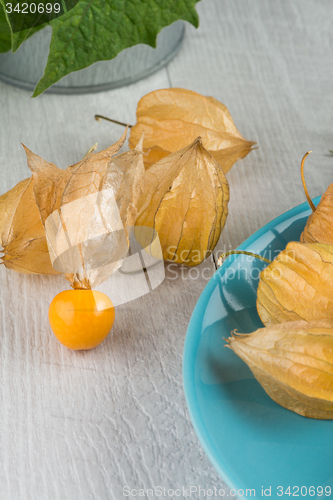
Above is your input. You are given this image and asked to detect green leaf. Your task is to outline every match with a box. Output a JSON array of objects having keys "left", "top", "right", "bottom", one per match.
[
  {"left": 4, "top": 0, "right": 79, "bottom": 48},
  {"left": 0, "top": 0, "right": 49, "bottom": 52},
  {"left": 0, "top": 3, "right": 12, "bottom": 52},
  {"left": 33, "top": 0, "right": 201, "bottom": 96},
  {"left": 11, "top": 23, "right": 48, "bottom": 52}
]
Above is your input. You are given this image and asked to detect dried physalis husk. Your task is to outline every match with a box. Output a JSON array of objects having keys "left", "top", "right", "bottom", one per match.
[
  {"left": 129, "top": 88, "right": 256, "bottom": 173},
  {"left": 297, "top": 151, "right": 333, "bottom": 245},
  {"left": 61, "top": 137, "right": 145, "bottom": 289},
  {"left": 257, "top": 241, "right": 333, "bottom": 326},
  {"left": 26, "top": 130, "right": 145, "bottom": 289},
  {"left": 0, "top": 177, "right": 59, "bottom": 274},
  {"left": 301, "top": 184, "right": 333, "bottom": 244},
  {"left": 226, "top": 320, "right": 333, "bottom": 419},
  {"left": 0, "top": 138, "right": 124, "bottom": 277},
  {"left": 135, "top": 137, "right": 229, "bottom": 266}
]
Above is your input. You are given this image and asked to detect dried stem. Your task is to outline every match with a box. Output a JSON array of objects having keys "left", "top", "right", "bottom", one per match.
[
  {"left": 301, "top": 151, "right": 316, "bottom": 213},
  {"left": 95, "top": 115, "right": 133, "bottom": 128},
  {"left": 217, "top": 250, "right": 272, "bottom": 267},
  {"left": 83, "top": 143, "right": 98, "bottom": 159}
]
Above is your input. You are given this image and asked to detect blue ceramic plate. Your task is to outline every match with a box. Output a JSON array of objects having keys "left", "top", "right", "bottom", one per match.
[{"left": 183, "top": 197, "right": 333, "bottom": 500}]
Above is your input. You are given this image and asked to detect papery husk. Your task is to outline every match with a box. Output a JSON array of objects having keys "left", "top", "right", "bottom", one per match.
[
  {"left": 135, "top": 137, "right": 229, "bottom": 266},
  {"left": 301, "top": 184, "right": 333, "bottom": 245},
  {"left": 26, "top": 130, "right": 145, "bottom": 289},
  {"left": 257, "top": 241, "right": 333, "bottom": 326},
  {"left": 226, "top": 320, "right": 333, "bottom": 419},
  {"left": 63, "top": 138, "right": 145, "bottom": 288},
  {"left": 0, "top": 177, "right": 59, "bottom": 274},
  {"left": 25, "top": 130, "right": 128, "bottom": 227},
  {"left": 0, "top": 131, "right": 145, "bottom": 284},
  {"left": 129, "top": 88, "right": 256, "bottom": 173}
]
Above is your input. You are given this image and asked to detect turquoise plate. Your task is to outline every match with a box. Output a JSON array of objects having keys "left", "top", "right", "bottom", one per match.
[{"left": 183, "top": 197, "right": 333, "bottom": 500}]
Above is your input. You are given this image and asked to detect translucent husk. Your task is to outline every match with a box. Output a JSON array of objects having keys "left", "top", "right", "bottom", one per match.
[
  {"left": 0, "top": 130, "right": 145, "bottom": 289},
  {"left": 300, "top": 154, "right": 333, "bottom": 246},
  {"left": 217, "top": 242, "right": 333, "bottom": 327},
  {"left": 29, "top": 132, "right": 145, "bottom": 289},
  {"left": 257, "top": 153, "right": 333, "bottom": 325},
  {"left": 0, "top": 177, "right": 59, "bottom": 275},
  {"left": 256, "top": 241, "right": 333, "bottom": 326},
  {"left": 128, "top": 88, "right": 256, "bottom": 173},
  {"left": 135, "top": 137, "right": 230, "bottom": 266},
  {"left": 226, "top": 320, "right": 333, "bottom": 419}
]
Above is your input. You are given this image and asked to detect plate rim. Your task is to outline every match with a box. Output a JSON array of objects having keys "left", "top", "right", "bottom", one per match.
[{"left": 182, "top": 196, "right": 321, "bottom": 492}]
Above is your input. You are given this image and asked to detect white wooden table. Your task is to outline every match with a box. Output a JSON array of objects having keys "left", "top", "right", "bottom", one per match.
[{"left": 0, "top": 1, "right": 332, "bottom": 498}]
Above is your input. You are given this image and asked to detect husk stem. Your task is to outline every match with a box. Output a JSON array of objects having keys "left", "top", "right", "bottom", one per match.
[
  {"left": 83, "top": 143, "right": 98, "bottom": 158},
  {"left": 72, "top": 285, "right": 92, "bottom": 290},
  {"left": 217, "top": 250, "right": 272, "bottom": 267},
  {"left": 301, "top": 151, "right": 316, "bottom": 213},
  {"left": 95, "top": 115, "right": 133, "bottom": 128}
]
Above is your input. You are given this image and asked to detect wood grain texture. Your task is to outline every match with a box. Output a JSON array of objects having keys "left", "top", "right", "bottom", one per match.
[{"left": 1, "top": 0, "right": 333, "bottom": 498}]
